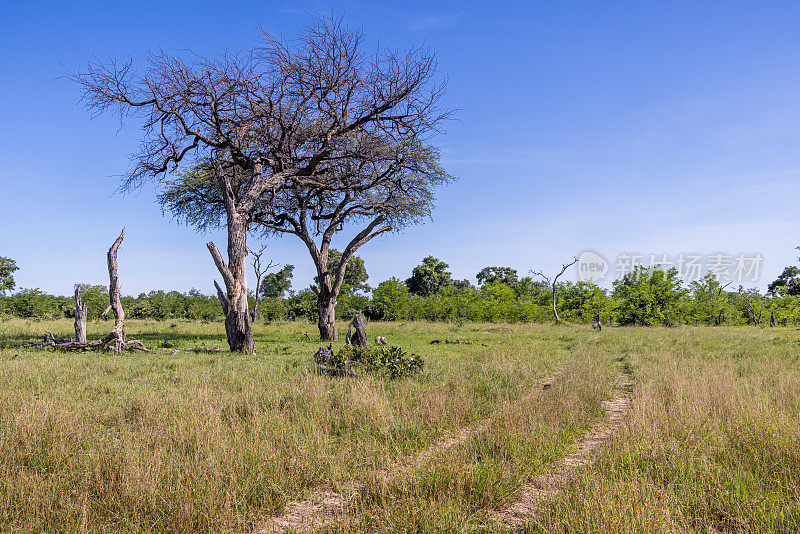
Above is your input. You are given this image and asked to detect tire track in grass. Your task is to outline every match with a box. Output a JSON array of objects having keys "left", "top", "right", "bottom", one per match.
[
  {"left": 256, "top": 372, "right": 564, "bottom": 533},
  {"left": 496, "top": 381, "right": 633, "bottom": 531}
]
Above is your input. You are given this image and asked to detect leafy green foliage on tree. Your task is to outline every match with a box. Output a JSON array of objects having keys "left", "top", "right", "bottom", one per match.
[
  {"left": 686, "top": 273, "right": 733, "bottom": 325},
  {"left": 612, "top": 266, "right": 687, "bottom": 326},
  {"left": 0, "top": 257, "right": 19, "bottom": 295},
  {"left": 558, "top": 281, "right": 611, "bottom": 323},
  {"left": 370, "top": 278, "right": 412, "bottom": 320},
  {"left": 406, "top": 256, "right": 452, "bottom": 296},
  {"left": 476, "top": 266, "right": 518, "bottom": 287},
  {"left": 768, "top": 266, "right": 800, "bottom": 296},
  {"left": 318, "top": 249, "right": 369, "bottom": 292},
  {"left": 261, "top": 265, "right": 294, "bottom": 300}
]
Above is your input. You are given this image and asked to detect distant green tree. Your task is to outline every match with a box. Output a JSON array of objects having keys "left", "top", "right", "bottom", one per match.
[
  {"left": 9, "top": 288, "right": 62, "bottom": 319},
  {"left": 453, "top": 278, "right": 474, "bottom": 290},
  {"left": 371, "top": 278, "right": 412, "bottom": 320},
  {"left": 558, "top": 281, "right": 611, "bottom": 323},
  {"left": 476, "top": 266, "right": 518, "bottom": 287},
  {"left": 513, "top": 276, "right": 548, "bottom": 298},
  {"left": 406, "top": 256, "right": 452, "bottom": 296},
  {"left": 767, "top": 266, "right": 800, "bottom": 296},
  {"left": 735, "top": 286, "right": 771, "bottom": 325},
  {"left": 324, "top": 249, "right": 369, "bottom": 292},
  {"left": 285, "top": 289, "right": 319, "bottom": 322},
  {"left": 479, "top": 282, "right": 524, "bottom": 322},
  {"left": 612, "top": 266, "right": 686, "bottom": 326},
  {"left": 261, "top": 265, "right": 295, "bottom": 299},
  {"left": 687, "top": 273, "right": 732, "bottom": 325},
  {"left": 74, "top": 283, "right": 110, "bottom": 319},
  {"left": 0, "top": 257, "right": 19, "bottom": 295}
]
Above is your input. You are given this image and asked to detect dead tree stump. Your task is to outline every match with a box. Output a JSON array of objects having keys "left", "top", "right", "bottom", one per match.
[
  {"left": 314, "top": 345, "right": 335, "bottom": 365},
  {"left": 74, "top": 287, "right": 87, "bottom": 344},
  {"left": 346, "top": 312, "right": 368, "bottom": 347},
  {"left": 48, "top": 229, "right": 148, "bottom": 354}
]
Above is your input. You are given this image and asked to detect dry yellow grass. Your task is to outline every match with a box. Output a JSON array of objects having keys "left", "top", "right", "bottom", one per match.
[
  {"left": 1, "top": 320, "right": 797, "bottom": 532},
  {"left": 534, "top": 327, "right": 800, "bottom": 533},
  {"left": 0, "top": 319, "right": 580, "bottom": 532}
]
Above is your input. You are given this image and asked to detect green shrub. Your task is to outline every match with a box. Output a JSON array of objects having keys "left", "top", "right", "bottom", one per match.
[{"left": 315, "top": 344, "right": 424, "bottom": 379}]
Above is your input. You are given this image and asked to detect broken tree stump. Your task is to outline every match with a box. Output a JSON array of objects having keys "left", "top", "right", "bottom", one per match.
[
  {"left": 346, "top": 312, "right": 368, "bottom": 347},
  {"left": 314, "top": 345, "right": 335, "bottom": 365},
  {"left": 74, "top": 287, "right": 87, "bottom": 344},
  {"left": 48, "top": 229, "right": 148, "bottom": 354}
]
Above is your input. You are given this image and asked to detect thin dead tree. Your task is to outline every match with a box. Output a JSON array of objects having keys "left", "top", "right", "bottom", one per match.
[
  {"left": 75, "top": 15, "right": 449, "bottom": 348},
  {"left": 249, "top": 244, "right": 277, "bottom": 321},
  {"left": 48, "top": 230, "right": 148, "bottom": 353},
  {"left": 531, "top": 256, "right": 579, "bottom": 324}
]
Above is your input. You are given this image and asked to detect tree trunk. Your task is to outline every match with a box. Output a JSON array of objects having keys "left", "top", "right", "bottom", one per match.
[
  {"left": 74, "top": 287, "right": 87, "bottom": 344},
  {"left": 207, "top": 213, "right": 255, "bottom": 353},
  {"left": 214, "top": 279, "right": 229, "bottom": 315},
  {"left": 552, "top": 286, "right": 561, "bottom": 323},
  {"left": 317, "top": 289, "right": 338, "bottom": 341}
]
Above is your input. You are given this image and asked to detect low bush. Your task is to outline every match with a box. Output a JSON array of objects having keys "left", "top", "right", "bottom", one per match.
[{"left": 314, "top": 344, "right": 424, "bottom": 379}]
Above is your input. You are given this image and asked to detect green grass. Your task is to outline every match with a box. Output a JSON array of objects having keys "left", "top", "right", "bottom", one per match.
[{"left": 0, "top": 319, "right": 798, "bottom": 532}]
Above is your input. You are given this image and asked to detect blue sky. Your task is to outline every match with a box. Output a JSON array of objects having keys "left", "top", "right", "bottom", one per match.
[{"left": 1, "top": 1, "right": 799, "bottom": 295}]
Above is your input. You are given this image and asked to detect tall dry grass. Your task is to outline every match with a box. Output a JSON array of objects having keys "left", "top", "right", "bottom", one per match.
[
  {"left": 536, "top": 327, "right": 800, "bottom": 533},
  {"left": 0, "top": 319, "right": 583, "bottom": 532},
  {"left": 3, "top": 320, "right": 796, "bottom": 532}
]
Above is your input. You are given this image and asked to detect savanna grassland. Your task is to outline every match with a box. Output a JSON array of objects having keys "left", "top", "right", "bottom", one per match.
[{"left": 0, "top": 319, "right": 798, "bottom": 533}]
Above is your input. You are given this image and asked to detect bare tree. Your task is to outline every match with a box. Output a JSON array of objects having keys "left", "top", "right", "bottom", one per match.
[
  {"left": 156, "top": 18, "right": 451, "bottom": 341},
  {"left": 249, "top": 244, "right": 277, "bottom": 321},
  {"left": 531, "top": 257, "right": 579, "bottom": 323},
  {"left": 75, "top": 15, "right": 449, "bottom": 348}
]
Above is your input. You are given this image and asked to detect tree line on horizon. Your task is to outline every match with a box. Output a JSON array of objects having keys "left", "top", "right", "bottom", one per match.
[{"left": 3, "top": 252, "right": 800, "bottom": 328}]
